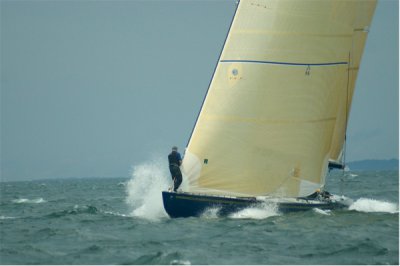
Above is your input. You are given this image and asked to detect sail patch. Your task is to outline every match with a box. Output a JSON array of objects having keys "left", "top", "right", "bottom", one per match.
[{"left": 227, "top": 64, "right": 243, "bottom": 87}]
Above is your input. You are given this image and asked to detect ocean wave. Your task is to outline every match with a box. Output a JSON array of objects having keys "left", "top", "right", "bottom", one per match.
[
  {"left": 32, "top": 228, "right": 58, "bottom": 240},
  {"left": 12, "top": 198, "right": 46, "bottom": 204},
  {"left": 313, "top": 208, "right": 332, "bottom": 215},
  {"left": 170, "top": 259, "right": 191, "bottom": 265},
  {"left": 44, "top": 205, "right": 131, "bottom": 219},
  {"left": 0, "top": 215, "right": 16, "bottom": 220},
  {"left": 349, "top": 198, "right": 399, "bottom": 213},
  {"left": 103, "top": 210, "right": 132, "bottom": 218},
  {"left": 117, "top": 182, "right": 126, "bottom": 187},
  {"left": 131, "top": 251, "right": 189, "bottom": 265},
  {"left": 46, "top": 205, "right": 99, "bottom": 218}
]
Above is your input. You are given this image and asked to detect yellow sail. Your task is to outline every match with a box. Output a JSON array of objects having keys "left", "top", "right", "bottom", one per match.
[{"left": 182, "top": 0, "right": 376, "bottom": 197}]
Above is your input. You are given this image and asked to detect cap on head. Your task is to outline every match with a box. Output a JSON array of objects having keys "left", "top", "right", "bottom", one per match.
[{"left": 172, "top": 146, "right": 178, "bottom": 151}]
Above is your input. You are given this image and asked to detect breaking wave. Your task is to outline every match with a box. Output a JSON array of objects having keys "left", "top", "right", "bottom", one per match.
[
  {"left": 12, "top": 198, "right": 46, "bottom": 204},
  {"left": 103, "top": 211, "right": 131, "bottom": 218},
  {"left": 46, "top": 205, "right": 99, "bottom": 218},
  {"left": 349, "top": 198, "right": 399, "bottom": 214},
  {"left": 0, "top": 215, "right": 16, "bottom": 220},
  {"left": 125, "top": 157, "right": 170, "bottom": 220}
]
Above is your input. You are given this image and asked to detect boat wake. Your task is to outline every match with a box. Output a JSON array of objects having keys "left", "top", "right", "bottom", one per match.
[
  {"left": 125, "top": 157, "right": 170, "bottom": 220},
  {"left": 349, "top": 198, "right": 399, "bottom": 214}
]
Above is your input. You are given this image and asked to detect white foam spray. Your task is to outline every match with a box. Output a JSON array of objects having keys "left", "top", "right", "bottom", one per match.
[
  {"left": 229, "top": 202, "right": 280, "bottom": 220},
  {"left": 103, "top": 211, "right": 131, "bottom": 218},
  {"left": 12, "top": 198, "right": 46, "bottom": 204},
  {"left": 200, "top": 207, "right": 222, "bottom": 219},
  {"left": 0, "top": 216, "right": 16, "bottom": 220},
  {"left": 349, "top": 198, "right": 399, "bottom": 213},
  {"left": 313, "top": 208, "right": 332, "bottom": 216},
  {"left": 170, "top": 259, "right": 191, "bottom": 265},
  {"left": 125, "top": 157, "right": 171, "bottom": 220}
]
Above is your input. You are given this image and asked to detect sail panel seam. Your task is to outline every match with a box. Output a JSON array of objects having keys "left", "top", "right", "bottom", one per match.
[
  {"left": 233, "top": 30, "right": 353, "bottom": 38},
  {"left": 220, "top": 59, "right": 348, "bottom": 66},
  {"left": 202, "top": 114, "right": 336, "bottom": 125}
]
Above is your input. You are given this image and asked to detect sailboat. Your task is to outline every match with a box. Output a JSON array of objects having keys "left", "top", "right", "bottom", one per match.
[{"left": 162, "top": 0, "right": 376, "bottom": 218}]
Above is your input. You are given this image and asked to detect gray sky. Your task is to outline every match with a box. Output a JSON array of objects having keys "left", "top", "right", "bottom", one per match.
[{"left": 1, "top": 0, "right": 398, "bottom": 181}]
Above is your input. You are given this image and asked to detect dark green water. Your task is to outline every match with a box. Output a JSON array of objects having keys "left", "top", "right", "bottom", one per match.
[{"left": 0, "top": 167, "right": 398, "bottom": 264}]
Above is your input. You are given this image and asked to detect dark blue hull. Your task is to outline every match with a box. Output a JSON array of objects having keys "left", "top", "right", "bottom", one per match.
[{"left": 162, "top": 191, "right": 347, "bottom": 218}]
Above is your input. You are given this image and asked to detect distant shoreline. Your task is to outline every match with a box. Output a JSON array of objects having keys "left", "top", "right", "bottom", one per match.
[{"left": 346, "top": 159, "right": 399, "bottom": 171}]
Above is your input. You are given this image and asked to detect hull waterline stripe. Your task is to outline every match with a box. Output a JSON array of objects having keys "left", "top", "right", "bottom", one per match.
[
  {"left": 175, "top": 195, "right": 251, "bottom": 205},
  {"left": 220, "top": 59, "right": 348, "bottom": 66}
]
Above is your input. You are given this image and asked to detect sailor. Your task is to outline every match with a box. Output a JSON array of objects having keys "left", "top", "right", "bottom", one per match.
[{"left": 168, "top": 146, "right": 183, "bottom": 192}]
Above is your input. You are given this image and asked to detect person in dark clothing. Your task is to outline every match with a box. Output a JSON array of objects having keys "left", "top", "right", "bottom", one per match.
[{"left": 168, "top": 146, "right": 183, "bottom": 192}]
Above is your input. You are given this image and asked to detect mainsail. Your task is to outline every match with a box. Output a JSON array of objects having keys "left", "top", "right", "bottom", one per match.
[{"left": 181, "top": 0, "right": 376, "bottom": 198}]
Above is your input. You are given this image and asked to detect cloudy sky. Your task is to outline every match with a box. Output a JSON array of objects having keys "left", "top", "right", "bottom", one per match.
[{"left": 1, "top": 0, "right": 398, "bottom": 181}]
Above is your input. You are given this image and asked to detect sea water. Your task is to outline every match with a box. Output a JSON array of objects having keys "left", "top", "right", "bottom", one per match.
[{"left": 0, "top": 160, "right": 398, "bottom": 265}]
